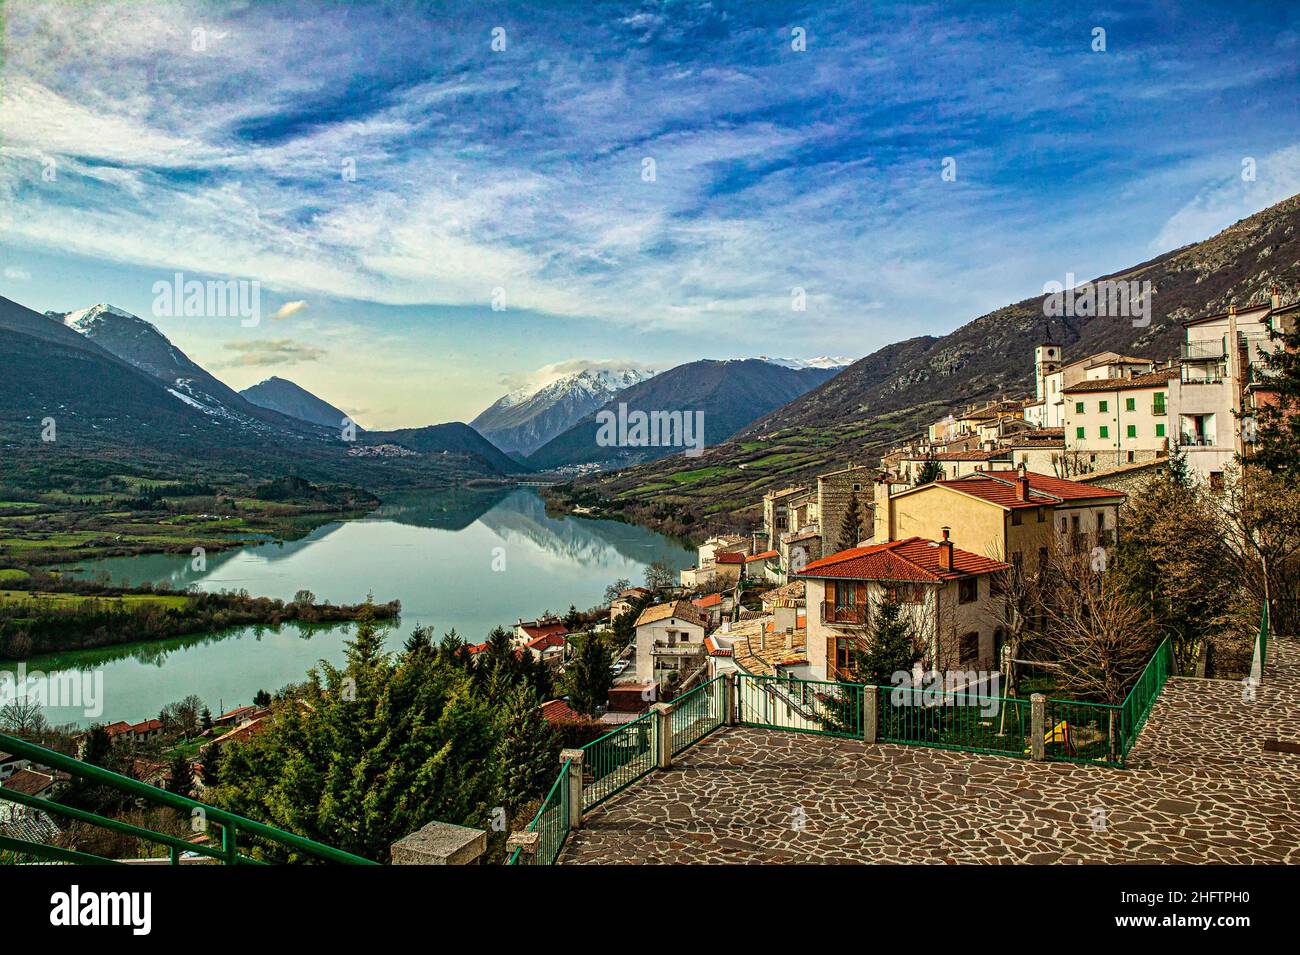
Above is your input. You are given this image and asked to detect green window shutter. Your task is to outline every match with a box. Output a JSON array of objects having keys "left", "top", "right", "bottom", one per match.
[
  {"left": 1075, "top": 401, "right": 1084, "bottom": 413},
  {"left": 1100, "top": 426, "right": 1109, "bottom": 439},
  {"left": 1126, "top": 424, "right": 1136, "bottom": 438},
  {"left": 1156, "top": 423, "right": 1166, "bottom": 437},
  {"left": 1076, "top": 427, "right": 1085, "bottom": 439},
  {"left": 1099, "top": 400, "right": 1108, "bottom": 413},
  {"left": 1125, "top": 397, "right": 1135, "bottom": 411}
]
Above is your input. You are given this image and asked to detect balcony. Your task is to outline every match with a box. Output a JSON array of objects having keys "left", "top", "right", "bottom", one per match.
[
  {"left": 1177, "top": 435, "right": 1216, "bottom": 448},
  {"left": 1181, "top": 341, "right": 1226, "bottom": 361},
  {"left": 821, "top": 603, "right": 869, "bottom": 626},
  {"left": 651, "top": 643, "right": 705, "bottom": 657}
]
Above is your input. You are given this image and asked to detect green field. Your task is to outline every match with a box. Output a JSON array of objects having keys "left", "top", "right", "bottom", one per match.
[{"left": 0, "top": 590, "right": 190, "bottom": 610}]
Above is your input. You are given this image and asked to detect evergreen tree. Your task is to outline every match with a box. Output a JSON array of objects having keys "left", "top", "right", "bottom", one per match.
[
  {"left": 201, "top": 707, "right": 213, "bottom": 732},
  {"left": 563, "top": 605, "right": 582, "bottom": 630},
  {"left": 1253, "top": 312, "right": 1300, "bottom": 480},
  {"left": 495, "top": 683, "right": 560, "bottom": 815},
  {"left": 209, "top": 608, "right": 500, "bottom": 862},
  {"left": 915, "top": 457, "right": 944, "bottom": 485},
  {"left": 836, "top": 488, "right": 864, "bottom": 551},
  {"left": 167, "top": 753, "right": 194, "bottom": 797},
  {"left": 198, "top": 743, "right": 223, "bottom": 790},
  {"left": 854, "top": 598, "right": 919, "bottom": 684},
  {"left": 564, "top": 633, "right": 612, "bottom": 717}
]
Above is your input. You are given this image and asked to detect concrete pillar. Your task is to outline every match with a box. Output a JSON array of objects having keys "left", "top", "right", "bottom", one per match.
[
  {"left": 862, "top": 685, "right": 878, "bottom": 744},
  {"left": 391, "top": 821, "right": 486, "bottom": 864},
  {"left": 1030, "top": 693, "right": 1046, "bottom": 761},
  {"left": 651, "top": 702, "right": 674, "bottom": 769},
  {"left": 506, "top": 831, "right": 539, "bottom": 864},
  {"left": 560, "top": 749, "right": 584, "bottom": 830}
]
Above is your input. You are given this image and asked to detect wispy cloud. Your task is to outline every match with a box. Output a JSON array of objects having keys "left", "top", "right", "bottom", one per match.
[
  {"left": 219, "top": 338, "right": 326, "bottom": 367},
  {"left": 269, "top": 300, "right": 308, "bottom": 321}
]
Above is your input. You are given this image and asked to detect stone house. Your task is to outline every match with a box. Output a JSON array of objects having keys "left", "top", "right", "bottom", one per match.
[{"left": 633, "top": 599, "right": 709, "bottom": 684}]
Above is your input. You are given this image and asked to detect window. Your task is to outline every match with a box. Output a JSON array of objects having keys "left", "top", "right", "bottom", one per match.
[
  {"left": 1125, "top": 397, "right": 1136, "bottom": 411},
  {"left": 1074, "top": 401, "right": 1084, "bottom": 413},
  {"left": 1060, "top": 517, "right": 1068, "bottom": 533},
  {"left": 1126, "top": 424, "right": 1136, "bottom": 438},
  {"left": 959, "top": 631, "right": 980, "bottom": 665},
  {"left": 1154, "top": 392, "right": 1166, "bottom": 415},
  {"left": 834, "top": 638, "right": 853, "bottom": 676},
  {"left": 1210, "top": 471, "right": 1225, "bottom": 492},
  {"left": 958, "top": 577, "right": 978, "bottom": 604},
  {"left": 1156, "top": 423, "right": 1166, "bottom": 437},
  {"left": 1099, "top": 426, "right": 1109, "bottom": 439},
  {"left": 1011, "top": 509, "right": 1023, "bottom": 526},
  {"left": 1099, "top": 400, "right": 1108, "bottom": 413},
  {"left": 1037, "top": 506, "right": 1046, "bottom": 522},
  {"left": 1076, "top": 426, "right": 1085, "bottom": 439}
]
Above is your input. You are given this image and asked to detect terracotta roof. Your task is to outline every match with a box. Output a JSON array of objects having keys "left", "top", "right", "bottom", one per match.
[
  {"left": 104, "top": 721, "right": 132, "bottom": 737},
  {"left": 799, "top": 537, "right": 1008, "bottom": 582},
  {"left": 2, "top": 769, "right": 55, "bottom": 797},
  {"left": 526, "top": 632, "right": 567, "bottom": 652},
  {"left": 746, "top": 549, "right": 779, "bottom": 562},
  {"left": 899, "top": 470, "right": 1123, "bottom": 508},
  {"left": 729, "top": 617, "right": 808, "bottom": 677},
  {"left": 714, "top": 551, "right": 746, "bottom": 564},
  {"left": 634, "top": 599, "right": 708, "bottom": 629},
  {"left": 703, "top": 636, "right": 732, "bottom": 656},
  {"left": 762, "top": 580, "right": 806, "bottom": 605},
  {"left": 904, "top": 449, "right": 1010, "bottom": 462},
  {"left": 539, "top": 699, "right": 584, "bottom": 724},
  {"left": 518, "top": 622, "right": 568, "bottom": 640},
  {"left": 692, "top": 592, "right": 723, "bottom": 609},
  {"left": 217, "top": 706, "right": 257, "bottom": 722},
  {"left": 1062, "top": 369, "right": 1175, "bottom": 393}
]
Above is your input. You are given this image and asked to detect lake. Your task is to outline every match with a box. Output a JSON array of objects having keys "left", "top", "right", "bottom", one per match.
[{"left": 3, "top": 488, "right": 694, "bottom": 727}]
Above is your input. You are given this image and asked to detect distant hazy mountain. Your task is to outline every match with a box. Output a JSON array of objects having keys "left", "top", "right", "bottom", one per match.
[
  {"left": 370, "top": 422, "right": 527, "bottom": 475},
  {"left": 471, "top": 367, "right": 656, "bottom": 455},
  {"left": 241, "top": 376, "right": 357, "bottom": 431},
  {"left": 527, "top": 359, "right": 840, "bottom": 470}
]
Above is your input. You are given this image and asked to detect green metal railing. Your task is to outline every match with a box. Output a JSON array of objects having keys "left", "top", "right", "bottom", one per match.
[
  {"left": 1256, "top": 602, "right": 1270, "bottom": 677},
  {"left": 1117, "top": 637, "right": 1173, "bottom": 759},
  {"left": 1043, "top": 697, "right": 1121, "bottom": 766},
  {"left": 0, "top": 731, "right": 377, "bottom": 865},
  {"left": 508, "top": 759, "right": 571, "bottom": 866},
  {"left": 578, "top": 711, "right": 656, "bottom": 811},
  {"left": 878, "top": 685, "right": 1032, "bottom": 758},
  {"left": 737, "top": 673, "right": 864, "bottom": 738},
  {"left": 669, "top": 676, "right": 726, "bottom": 755}
]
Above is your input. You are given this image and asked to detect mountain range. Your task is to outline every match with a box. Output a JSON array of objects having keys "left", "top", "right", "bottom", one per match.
[
  {"left": 568, "top": 191, "right": 1300, "bottom": 538},
  {"left": 527, "top": 359, "right": 843, "bottom": 470},
  {"left": 471, "top": 367, "right": 656, "bottom": 455},
  {"left": 0, "top": 297, "right": 528, "bottom": 489}
]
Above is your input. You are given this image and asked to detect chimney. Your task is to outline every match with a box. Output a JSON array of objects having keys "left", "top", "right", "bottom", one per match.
[
  {"left": 1272, "top": 285, "right": 1282, "bottom": 311},
  {"left": 784, "top": 627, "right": 794, "bottom": 651},
  {"left": 1016, "top": 462, "right": 1030, "bottom": 502},
  {"left": 938, "top": 527, "right": 954, "bottom": 571}
]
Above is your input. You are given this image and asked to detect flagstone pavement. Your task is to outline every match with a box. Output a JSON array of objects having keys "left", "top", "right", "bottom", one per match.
[{"left": 560, "top": 639, "right": 1299, "bottom": 864}]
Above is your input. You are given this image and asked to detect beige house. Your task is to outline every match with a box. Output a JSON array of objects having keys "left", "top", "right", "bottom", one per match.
[
  {"left": 762, "top": 486, "right": 815, "bottom": 550},
  {"left": 1024, "top": 348, "right": 1157, "bottom": 429},
  {"left": 679, "top": 550, "right": 744, "bottom": 590},
  {"left": 609, "top": 586, "right": 650, "bottom": 623},
  {"left": 872, "top": 466, "right": 1126, "bottom": 572},
  {"left": 896, "top": 448, "right": 1011, "bottom": 484},
  {"left": 633, "top": 599, "right": 709, "bottom": 684},
  {"left": 799, "top": 533, "right": 1010, "bottom": 681},
  {"left": 1062, "top": 368, "right": 1173, "bottom": 472}
]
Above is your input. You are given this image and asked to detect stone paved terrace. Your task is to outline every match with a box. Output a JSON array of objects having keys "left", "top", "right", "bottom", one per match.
[{"left": 561, "top": 638, "right": 1300, "bottom": 864}]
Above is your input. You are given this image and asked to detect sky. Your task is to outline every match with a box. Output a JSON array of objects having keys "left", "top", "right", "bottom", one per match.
[{"left": 2, "top": 0, "right": 1299, "bottom": 428}]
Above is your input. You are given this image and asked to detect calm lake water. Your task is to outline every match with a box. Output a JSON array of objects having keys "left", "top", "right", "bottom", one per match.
[{"left": 4, "top": 488, "right": 694, "bottom": 727}]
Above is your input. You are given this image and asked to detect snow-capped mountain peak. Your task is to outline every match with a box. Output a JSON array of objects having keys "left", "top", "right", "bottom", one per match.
[
  {"left": 59, "top": 303, "right": 145, "bottom": 334},
  {"left": 758, "top": 356, "right": 855, "bottom": 370}
]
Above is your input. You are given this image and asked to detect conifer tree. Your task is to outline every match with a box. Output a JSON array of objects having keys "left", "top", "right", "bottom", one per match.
[
  {"left": 564, "top": 633, "right": 612, "bottom": 717},
  {"left": 836, "top": 488, "right": 864, "bottom": 551},
  {"left": 495, "top": 683, "right": 560, "bottom": 815}
]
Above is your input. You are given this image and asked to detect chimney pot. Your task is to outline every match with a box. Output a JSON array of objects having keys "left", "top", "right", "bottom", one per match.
[{"left": 938, "top": 531, "right": 954, "bottom": 571}]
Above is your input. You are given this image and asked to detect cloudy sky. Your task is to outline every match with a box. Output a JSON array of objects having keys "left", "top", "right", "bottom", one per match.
[{"left": 2, "top": 0, "right": 1298, "bottom": 428}]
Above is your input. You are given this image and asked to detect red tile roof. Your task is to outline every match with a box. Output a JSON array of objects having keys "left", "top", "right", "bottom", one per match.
[
  {"left": 692, "top": 592, "right": 723, "bottom": 608},
  {"left": 746, "top": 549, "right": 779, "bottom": 562},
  {"left": 539, "top": 699, "right": 583, "bottom": 724},
  {"left": 1062, "top": 369, "right": 1175, "bottom": 393},
  {"left": 526, "top": 632, "right": 567, "bottom": 652},
  {"left": 904, "top": 448, "right": 1010, "bottom": 462},
  {"left": 798, "top": 537, "right": 1009, "bottom": 583},
  {"left": 714, "top": 551, "right": 745, "bottom": 564},
  {"left": 914, "top": 470, "right": 1125, "bottom": 508},
  {"left": 518, "top": 622, "right": 568, "bottom": 640},
  {"left": 1, "top": 768, "right": 55, "bottom": 797},
  {"left": 703, "top": 636, "right": 732, "bottom": 656}
]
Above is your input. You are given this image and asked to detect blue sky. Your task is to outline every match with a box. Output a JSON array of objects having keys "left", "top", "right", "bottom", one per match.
[{"left": 2, "top": 0, "right": 1299, "bottom": 427}]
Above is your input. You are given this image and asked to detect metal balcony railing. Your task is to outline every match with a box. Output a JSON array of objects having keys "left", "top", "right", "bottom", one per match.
[
  {"left": 1181, "top": 341, "right": 1226, "bottom": 360},
  {"left": 0, "top": 731, "right": 377, "bottom": 865}
]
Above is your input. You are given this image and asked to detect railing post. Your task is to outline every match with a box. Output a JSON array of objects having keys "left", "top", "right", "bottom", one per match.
[
  {"left": 725, "top": 672, "right": 737, "bottom": 726},
  {"left": 1030, "top": 693, "right": 1046, "bottom": 761},
  {"left": 506, "top": 831, "right": 539, "bottom": 864},
  {"left": 651, "top": 702, "right": 674, "bottom": 769},
  {"left": 560, "top": 749, "right": 584, "bottom": 830},
  {"left": 391, "top": 821, "right": 487, "bottom": 865},
  {"left": 862, "top": 685, "right": 878, "bottom": 744}
]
